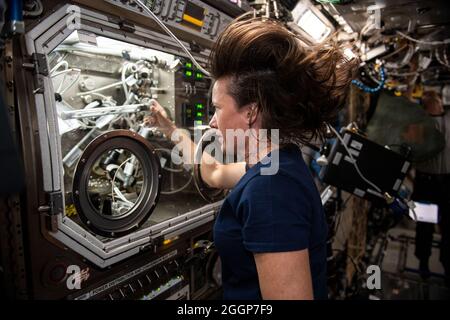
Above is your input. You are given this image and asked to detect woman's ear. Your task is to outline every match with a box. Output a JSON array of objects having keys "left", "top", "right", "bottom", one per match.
[{"left": 245, "top": 103, "right": 259, "bottom": 127}]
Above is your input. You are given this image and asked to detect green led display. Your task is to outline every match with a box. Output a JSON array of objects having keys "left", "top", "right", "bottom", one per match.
[
  {"left": 185, "top": 70, "right": 193, "bottom": 77},
  {"left": 196, "top": 112, "right": 203, "bottom": 117},
  {"left": 185, "top": 62, "right": 192, "bottom": 68},
  {"left": 196, "top": 103, "right": 203, "bottom": 109},
  {"left": 195, "top": 72, "right": 203, "bottom": 79}
]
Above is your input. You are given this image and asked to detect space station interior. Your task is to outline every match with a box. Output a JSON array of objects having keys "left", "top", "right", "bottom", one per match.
[{"left": 0, "top": 0, "right": 449, "bottom": 301}]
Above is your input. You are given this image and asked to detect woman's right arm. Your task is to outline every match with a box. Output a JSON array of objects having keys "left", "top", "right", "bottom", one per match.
[
  {"left": 144, "top": 100, "right": 245, "bottom": 190},
  {"left": 200, "top": 157, "right": 246, "bottom": 189}
]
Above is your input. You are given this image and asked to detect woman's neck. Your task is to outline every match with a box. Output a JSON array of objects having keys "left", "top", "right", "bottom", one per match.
[{"left": 245, "top": 140, "right": 278, "bottom": 168}]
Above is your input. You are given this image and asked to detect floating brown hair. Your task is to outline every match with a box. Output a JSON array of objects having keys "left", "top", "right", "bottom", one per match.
[{"left": 209, "top": 17, "right": 358, "bottom": 144}]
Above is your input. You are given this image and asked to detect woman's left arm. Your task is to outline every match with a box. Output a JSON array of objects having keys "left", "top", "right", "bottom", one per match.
[{"left": 254, "top": 249, "right": 313, "bottom": 300}]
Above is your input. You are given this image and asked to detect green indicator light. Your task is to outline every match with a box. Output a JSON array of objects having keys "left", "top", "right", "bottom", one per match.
[
  {"left": 195, "top": 120, "right": 203, "bottom": 125},
  {"left": 185, "top": 70, "right": 192, "bottom": 77},
  {"left": 196, "top": 73, "right": 203, "bottom": 79},
  {"left": 196, "top": 112, "right": 203, "bottom": 117},
  {"left": 196, "top": 104, "right": 203, "bottom": 109},
  {"left": 185, "top": 62, "right": 192, "bottom": 68}
]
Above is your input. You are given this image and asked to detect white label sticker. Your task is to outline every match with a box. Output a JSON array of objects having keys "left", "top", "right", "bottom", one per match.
[
  {"left": 332, "top": 152, "right": 343, "bottom": 166},
  {"left": 393, "top": 179, "right": 402, "bottom": 191},
  {"left": 343, "top": 133, "right": 351, "bottom": 145},
  {"left": 401, "top": 161, "right": 410, "bottom": 173},
  {"left": 409, "top": 202, "right": 438, "bottom": 224},
  {"left": 350, "top": 140, "right": 363, "bottom": 150},
  {"left": 354, "top": 188, "right": 366, "bottom": 197},
  {"left": 349, "top": 148, "right": 360, "bottom": 157}
]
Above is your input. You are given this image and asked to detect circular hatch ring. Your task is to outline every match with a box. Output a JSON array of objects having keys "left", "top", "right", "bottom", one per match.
[
  {"left": 193, "top": 129, "right": 228, "bottom": 203},
  {"left": 72, "top": 130, "right": 161, "bottom": 238}
]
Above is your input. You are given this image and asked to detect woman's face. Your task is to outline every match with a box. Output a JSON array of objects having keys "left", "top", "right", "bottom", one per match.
[{"left": 209, "top": 77, "right": 252, "bottom": 156}]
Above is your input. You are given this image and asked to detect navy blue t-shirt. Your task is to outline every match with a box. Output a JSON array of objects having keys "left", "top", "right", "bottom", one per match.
[{"left": 214, "top": 144, "right": 328, "bottom": 300}]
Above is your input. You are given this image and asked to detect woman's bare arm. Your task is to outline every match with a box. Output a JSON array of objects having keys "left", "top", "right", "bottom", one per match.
[
  {"left": 254, "top": 249, "right": 313, "bottom": 300},
  {"left": 144, "top": 100, "right": 245, "bottom": 190}
]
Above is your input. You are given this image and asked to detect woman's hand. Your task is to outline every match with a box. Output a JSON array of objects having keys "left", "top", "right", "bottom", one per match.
[
  {"left": 142, "top": 100, "right": 246, "bottom": 190},
  {"left": 143, "top": 99, "right": 176, "bottom": 137}
]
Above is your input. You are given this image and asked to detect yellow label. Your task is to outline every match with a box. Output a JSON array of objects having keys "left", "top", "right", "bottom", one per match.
[{"left": 183, "top": 14, "right": 203, "bottom": 27}]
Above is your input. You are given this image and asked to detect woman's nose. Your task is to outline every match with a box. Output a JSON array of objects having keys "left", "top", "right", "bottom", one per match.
[{"left": 209, "top": 113, "right": 218, "bottom": 129}]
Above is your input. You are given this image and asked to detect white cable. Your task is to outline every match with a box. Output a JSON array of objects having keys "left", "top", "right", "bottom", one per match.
[
  {"left": 82, "top": 101, "right": 102, "bottom": 125},
  {"left": 61, "top": 103, "right": 145, "bottom": 120},
  {"left": 435, "top": 48, "right": 450, "bottom": 68},
  {"left": 51, "top": 66, "right": 81, "bottom": 94},
  {"left": 57, "top": 74, "right": 67, "bottom": 93},
  {"left": 113, "top": 186, "right": 135, "bottom": 206},
  {"left": 85, "top": 101, "right": 101, "bottom": 109},
  {"left": 60, "top": 72, "right": 81, "bottom": 95},
  {"left": 328, "top": 125, "right": 382, "bottom": 193},
  {"left": 124, "top": 91, "right": 135, "bottom": 105},
  {"left": 154, "top": 148, "right": 184, "bottom": 173},
  {"left": 51, "top": 68, "right": 81, "bottom": 78},
  {"left": 133, "top": 0, "right": 211, "bottom": 77},
  {"left": 396, "top": 31, "right": 450, "bottom": 46},
  {"left": 121, "top": 63, "right": 131, "bottom": 99},
  {"left": 50, "top": 60, "right": 68, "bottom": 74},
  {"left": 75, "top": 80, "right": 123, "bottom": 96},
  {"left": 384, "top": 45, "right": 415, "bottom": 69},
  {"left": 111, "top": 157, "right": 132, "bottom": 204}
]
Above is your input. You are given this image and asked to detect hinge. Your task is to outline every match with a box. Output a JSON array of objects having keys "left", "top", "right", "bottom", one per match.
[
  {"left": 39, "top": 191, "right": 63, "bottom": 232},
  {"left": 30, "top": 53, "right": 49, "bottom": 76},
  {"left": 23, "top": 53, "right": 49, "bottom": 94},
  {"left": 38, "top": 191, "right": 63, "bottom": 216}
]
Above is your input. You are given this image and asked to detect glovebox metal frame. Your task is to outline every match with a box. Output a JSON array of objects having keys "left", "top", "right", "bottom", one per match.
[{"left": 24, "top": 3, "right": 222, "bottom": 268}]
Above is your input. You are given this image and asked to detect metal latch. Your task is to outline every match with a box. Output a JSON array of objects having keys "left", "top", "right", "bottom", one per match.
[
  {"left": 23, "top": 53, "right": 49, "bottom": 94},
  {"left": 31, "top": 53, "right": 49, "bottom": 76},
  {"left": 38, "top": 191, "right": 63, "bottom": 215},
  {"left": 38, "top": 191, "right": 63, "bottom": 232},
  {"left": 22, "top": 53, "right": 48, "bottom": 74}
]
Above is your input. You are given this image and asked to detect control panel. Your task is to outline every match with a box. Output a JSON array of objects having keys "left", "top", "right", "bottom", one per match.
[
  {"left": 176, "top": 58, "right": 211, "bottom": 128},
  {"left": 105, "top": 0, "right": 233, "bottom": 44},
  {"left": 71, "top": 250, "right": 188, "bottom": 300}
]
